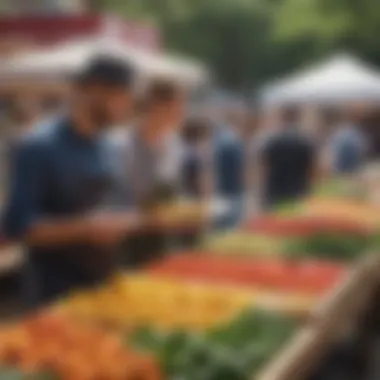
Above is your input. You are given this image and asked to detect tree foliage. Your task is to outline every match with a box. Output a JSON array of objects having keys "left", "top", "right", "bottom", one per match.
[{"left": 98, "top": 0, "right": 380, "bottom": 90}]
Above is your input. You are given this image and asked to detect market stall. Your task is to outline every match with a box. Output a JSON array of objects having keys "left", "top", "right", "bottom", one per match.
[
  {"left": 261, "top": 54, "right": 380, "bottom": 107},
  {"left": 258, "top": 252, "right": 380, "bottom": 380},
  {"left": 1, "top": 177, "right": 380, "bottom": 379},
  {"left": 0, "top": 37, "right": 208, "bottom": 90}
]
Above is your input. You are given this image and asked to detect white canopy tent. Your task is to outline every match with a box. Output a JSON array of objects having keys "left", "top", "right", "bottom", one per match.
[
  {"left": 0, "top": 37, "right": 208, "bottom": 87},
  {"left": 261, "top": 54, "right": 380, "bottom": 107}
]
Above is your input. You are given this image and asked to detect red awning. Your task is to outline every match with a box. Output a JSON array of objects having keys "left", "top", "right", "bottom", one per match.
[{"left": 0, "top": 15, "right": 160, "bottom": 51}]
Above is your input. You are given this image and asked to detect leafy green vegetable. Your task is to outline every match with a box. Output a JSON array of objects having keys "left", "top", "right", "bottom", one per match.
[
  {"left": 314, "top": 178, "right": 365, "bottom": 200},
  {"left": 284, "top": 233, "right": 369, "bottom": 261},
  {"left": 0, "top": 368, "right": 24, "bottom": 380},
  {"left": 0, "top": 369, "right": 60, "bottom": 380},
  {"left": 129, "top": 309, "right": 296, "bottom": 380},
  {"left": 370, "top": 233, "right": 380, "bottom": 252},
  {"left": 29, "top": 373, "right": 61, "bottom": 380},
  {"left": 273, "top": 202, "right": 303, "bottom": 217},
  {"left": 130, "top": 325, "right": 166, "bottom": 351}
]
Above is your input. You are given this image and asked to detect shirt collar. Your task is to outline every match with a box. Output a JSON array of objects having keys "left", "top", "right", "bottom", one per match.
[{"left": 60, "top": 117, "right": 100, "bottom": 146}]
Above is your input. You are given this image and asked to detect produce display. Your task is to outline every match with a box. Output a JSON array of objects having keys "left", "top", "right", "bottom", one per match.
[
  {"left": 302, "top": 198, "right": 380, "bottom": 228},
  {"left": 243, "top": 214, "right": 372, "bottom": 237},
  {"left": 61, "top": 274, "right": 257, "bottom": 330},
  {"left": 150, "top": 200, "right": 206, "bottom": 229},
  {"left": 313, "top": 177, "right": 366, "bottom": 200},
  {"left": 283, "top": 232, "right": 370, "bottom": 261},
  {"left": 360, "top": 162, "right": 380, "bottom": 204},
  {"left": 203, "top": 232, "right": 284, "bottom": 256},
  {"left": 147, "top": 254, "right": 347, "bottom": 296},
  {"left": 0, "top": 311, "right": 162, "bottom": 380},
  {"left": 206, "top": 211, "right": 373, "bottom": 261},
  {"left": 1, "top": 179, "right": 375, "bottom": 380},
  {"left": 130, "top": 309, "right": 297, "bottom": 380}
]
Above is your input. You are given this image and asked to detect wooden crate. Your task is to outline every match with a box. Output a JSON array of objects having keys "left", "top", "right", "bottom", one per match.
[{"left": 257, "top": 253, "right": 380, "bottom": 380}]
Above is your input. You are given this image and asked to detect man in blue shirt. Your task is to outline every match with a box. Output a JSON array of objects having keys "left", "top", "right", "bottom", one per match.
[
  {"left": 2, "top": 56, "right": 142, "bottom": 307},
  {"left": 214, "top": 125, "right": 244, "bottom": 198},
  {"left": 213, "top": 114, "right": 245, "bottom": 229},
  {"left": 330, "top": 120, "right": 367, "bottom": 174}
]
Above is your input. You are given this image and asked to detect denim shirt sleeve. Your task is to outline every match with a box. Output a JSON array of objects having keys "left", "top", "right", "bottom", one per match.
[{"left": 2, "top": 138, "right": 47, "bottom": 239}]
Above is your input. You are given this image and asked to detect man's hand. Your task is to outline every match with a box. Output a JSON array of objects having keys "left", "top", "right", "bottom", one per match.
[
  {"left": 25, "top": 212, "right": 145, "bottom": 249},
  {"left": 85, "top": 212, "right": 143, "bottom": 246},
  {"left": 146, "top": 206, "right": 206, "bottom": 233}
]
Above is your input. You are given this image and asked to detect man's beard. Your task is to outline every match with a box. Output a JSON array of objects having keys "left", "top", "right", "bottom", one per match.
[{"left": 90, "top": 106, "right": 109, "bottom": 132}]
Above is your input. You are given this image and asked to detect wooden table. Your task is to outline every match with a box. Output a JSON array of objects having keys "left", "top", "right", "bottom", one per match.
[{"left": 258, "top": 253, "right": 380, "bottom": 380}]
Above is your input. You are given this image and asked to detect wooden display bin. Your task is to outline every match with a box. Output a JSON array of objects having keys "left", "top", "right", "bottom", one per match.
[{"left": 257, "top": 253, "right": 380, "bottom": 380}]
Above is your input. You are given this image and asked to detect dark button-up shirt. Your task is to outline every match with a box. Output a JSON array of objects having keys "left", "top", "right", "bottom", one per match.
[{"left": 3, "top": 117, "right": 116, "bottom": 306}]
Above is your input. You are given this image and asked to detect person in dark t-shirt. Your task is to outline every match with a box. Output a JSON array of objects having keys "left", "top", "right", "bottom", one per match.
[{"left": 259, "top": 107, "right": 316, "bottom": 209}]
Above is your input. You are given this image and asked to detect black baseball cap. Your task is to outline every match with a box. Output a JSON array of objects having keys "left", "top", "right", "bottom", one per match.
[{"left": 75, "top": 54, "right": 135, "bottom": 88}]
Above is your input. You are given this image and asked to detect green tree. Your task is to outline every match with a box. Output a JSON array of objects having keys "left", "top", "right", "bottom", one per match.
[
  {"left": 274, "top": 0, "right": 380, "bottom": 67},
  {"left": 99, "top": 0, "right": 380, "bottom": 89}
]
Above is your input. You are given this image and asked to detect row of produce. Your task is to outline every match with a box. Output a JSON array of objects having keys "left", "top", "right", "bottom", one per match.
[
  {"left": 1, "top": 179, "right": 378, "bottom": 380},
  {"left": 205, "top": 198, "right": 380, "bottom": 261},
  {"left": 147, "top": 255, "right": 346, "bottom": 295},
  {"left": 130, "top": 309, "right": 297, "bottom": 380},
  {"left": 0, "top": 311, "right": 162, "bottom": 380},
  {"left": 0, "top": 307, "right": 298, "bottom": 380}
]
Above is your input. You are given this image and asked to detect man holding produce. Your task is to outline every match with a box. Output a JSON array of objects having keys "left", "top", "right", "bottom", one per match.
[
  {"left": 108, "top": 80, "right": 193, "bottom": 266},
  {"left": 2, "top": 56, "right": 147, "bottom": 307},
  {"left": 109, "top": 80, "right": 185, "bottom": 208}
]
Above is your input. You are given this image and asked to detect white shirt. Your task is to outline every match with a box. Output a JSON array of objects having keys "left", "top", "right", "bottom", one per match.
[{"left": 107, "top": 127, "right": 183, "bottom": 205}]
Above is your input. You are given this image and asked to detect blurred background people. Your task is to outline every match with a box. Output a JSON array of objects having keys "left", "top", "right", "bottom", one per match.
[
  {"left": 180, "top": 116, "right": 213, "bottom": 199},
  {"left": 314, "top": 108, "right": 341, "bottom": 179},
  {"left": 329, "top": 107, "right": 368, "bottom": 175},
  {"left": 214, "top": 110, "right": 245, "bottom": 200},
  {"left": 1, "top": 100, "right": 42, "bottom": 198},
  {"left": 7, "top": 99, "right": 41, "bottom": 142},
  {"left": 244, "top": 109, "right": 262, "bottom": 191},
  {"left": 246, "top": 107, "right": 281, "bottom": 210},
  {"left": 212, "top": 109, "right": 246, "bottom": 229},
  {"left": 257, "top": 106, "right": 316, "bottom": 209},
  {"left": 40, "top": 96, "right": 66, "bottom": 123}
]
